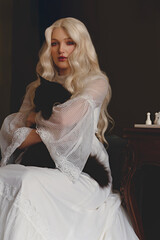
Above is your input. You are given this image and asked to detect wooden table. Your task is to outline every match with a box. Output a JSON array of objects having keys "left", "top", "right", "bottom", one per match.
[{"left": 122, "top": 127, "right": 160, "bottom": 240}]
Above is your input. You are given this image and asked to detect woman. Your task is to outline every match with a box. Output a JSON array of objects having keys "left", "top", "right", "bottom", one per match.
[{"left": 0, "top": 17, "right": 139, "bottom": 239}]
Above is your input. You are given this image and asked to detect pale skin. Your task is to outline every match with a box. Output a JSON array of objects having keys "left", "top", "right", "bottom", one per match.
[
  {"left": 51, "top": 27, "right": 76, "bottom": 75},
  {"left": 19, "top": 27, "right": 76, "bottom": 149}
]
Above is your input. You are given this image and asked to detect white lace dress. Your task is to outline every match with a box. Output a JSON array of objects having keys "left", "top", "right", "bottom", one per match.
[{"left": 0, "top": 75, "right": 139, "bottom": 240}]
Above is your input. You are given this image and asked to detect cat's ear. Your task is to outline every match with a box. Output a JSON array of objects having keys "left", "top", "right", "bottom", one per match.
[{"left": 39, "top": 75, "right": 47, "bottom": 85}]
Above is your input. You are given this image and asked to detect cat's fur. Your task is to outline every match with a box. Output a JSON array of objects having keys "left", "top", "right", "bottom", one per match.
[{"left": 20, "top": 76, "right": 109, "bottom": 188}]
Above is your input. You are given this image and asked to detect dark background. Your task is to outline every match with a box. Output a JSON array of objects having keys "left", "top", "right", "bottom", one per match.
[{"left": 0, "top": 0, "right": 160, "bottom": 136}]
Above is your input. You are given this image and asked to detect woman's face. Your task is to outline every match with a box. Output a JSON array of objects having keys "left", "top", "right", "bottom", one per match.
[{"left": 51, "top": 27, "right": 76, "bottom": 75}]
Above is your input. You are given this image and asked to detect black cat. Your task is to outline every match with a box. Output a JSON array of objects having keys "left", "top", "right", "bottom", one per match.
[
  {"left": 34, "top": 77, "right": 72, "bottom": 120},
  {"left": 20, "top": 76, "right": 109, "bottom": 188}
]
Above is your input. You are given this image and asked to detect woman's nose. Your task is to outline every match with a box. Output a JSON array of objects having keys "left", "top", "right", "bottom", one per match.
[{"left": 59, "top": 43, "right": 65, "bottom": 54}]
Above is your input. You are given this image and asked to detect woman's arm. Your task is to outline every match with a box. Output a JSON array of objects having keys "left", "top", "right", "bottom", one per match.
[
  {"left": 19, "top": 111, "right": 42, "bottom": 149},
  {"left": 35, "top": 77, "right": 108, "bottom": 181},
  {"left": 19, "top": 129, "right": 41, "bottom": 149}
]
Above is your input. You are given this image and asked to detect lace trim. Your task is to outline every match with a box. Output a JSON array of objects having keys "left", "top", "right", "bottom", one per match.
[
  {"left": 36, "top": 127, "right": 52, "bottom": 143},
  {"left": 54, "top": 154, "right": 81, "bottom": 182},
  {"left": 0, "top": 181, "right": 49, "bottom": 239},
  {"left": 1, "top": 127, "right": 32, "bottom": 166},
  {"left": 36, "top": 127, "right": 81, "bottom": 182}
]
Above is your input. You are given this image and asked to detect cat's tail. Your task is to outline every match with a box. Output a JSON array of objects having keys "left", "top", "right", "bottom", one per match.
[{"left": 83, "top": 155, "right": 110, "bottom": 188}]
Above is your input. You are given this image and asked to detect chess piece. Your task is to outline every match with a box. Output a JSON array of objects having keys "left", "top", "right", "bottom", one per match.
[
  {"left": 154, "top": 112, "right": 158, "bottom": 124},
  {"left": 145, "top": 112, "right": 152, "bottom": 125},
  {"left": 156, "top": 112, "right": 160, "bottom": 125}
]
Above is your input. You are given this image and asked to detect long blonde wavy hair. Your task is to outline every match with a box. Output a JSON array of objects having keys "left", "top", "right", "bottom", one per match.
[{"left": 27, "top": 17, "right": 113, "bottom": 143}]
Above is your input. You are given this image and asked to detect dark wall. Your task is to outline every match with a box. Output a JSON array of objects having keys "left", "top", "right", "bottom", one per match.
[
  {"left": 37, "top": 0, "right": 160, "bottom": 135},
  {"left": 0, "top": 0, "right": 40, "bottom": 126},
  {"left": 0, "top": 0, "right": 13, "bottom": 125},
  {"left": 10, "top": 0, "right": 40, "bottom": 112},
  {"left": 0, "top": 0, "right": 160, "bottom": 136}
]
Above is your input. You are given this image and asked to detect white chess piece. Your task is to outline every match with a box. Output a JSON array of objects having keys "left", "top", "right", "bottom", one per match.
[
  {"left": 154, "top": 112, "right": 158, "bottom": 124},
  {"left": 145, "top": 112, "right": 152, "bottom": 125},
  {"left": 156, "top": 112, "right": 160, "bottom": 125}
]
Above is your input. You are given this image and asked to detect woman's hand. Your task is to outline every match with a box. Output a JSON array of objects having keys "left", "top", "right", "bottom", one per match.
[{"left": 26, "top": 111, "right": 37, "bottom": 128}]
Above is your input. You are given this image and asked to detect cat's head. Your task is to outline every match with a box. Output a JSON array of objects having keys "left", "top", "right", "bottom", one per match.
[{"left": 34, "top": 75, "right": 72, "bottom": 119}]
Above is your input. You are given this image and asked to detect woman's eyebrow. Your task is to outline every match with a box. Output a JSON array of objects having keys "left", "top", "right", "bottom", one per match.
[{"left": 51, "top": 37, "right": 73, "bottom": 40}]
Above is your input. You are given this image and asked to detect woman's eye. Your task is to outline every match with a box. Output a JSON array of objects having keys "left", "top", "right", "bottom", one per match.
[
  {"left": 51, "top": 42, "right": 58, "bottom": 46},
  {"left": 66, "top": 41, "right": 75, "bottom": 45}
]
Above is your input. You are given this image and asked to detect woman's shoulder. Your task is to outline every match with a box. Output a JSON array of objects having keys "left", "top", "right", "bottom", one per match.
[
  {"left": 83, "top": 72, "right": 109, "bottom": 89},
  {"left": 85, "top": 72, "right": 108, "bottom": 82},
  {"left": 19, "top": 81, "right": 39, "bottom": 113},
  {"left": 26, "top": 79, "right": 40, "bottom": 92}
]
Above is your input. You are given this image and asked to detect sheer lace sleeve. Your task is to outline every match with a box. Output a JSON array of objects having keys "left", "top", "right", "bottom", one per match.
[
  {"left": 36, "top": 76, "right": 109, "bottom": 182},
  {"left": 0, "top": 88, "right": 33, "bottom": 166}
]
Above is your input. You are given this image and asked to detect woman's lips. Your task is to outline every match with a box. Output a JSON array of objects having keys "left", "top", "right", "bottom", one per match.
[{"left": 58, "top": 56, "right": 67, "bottom": 61}]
